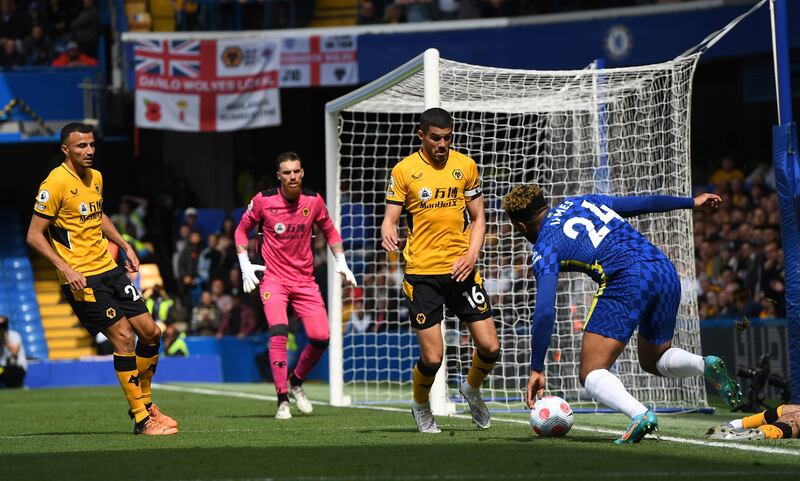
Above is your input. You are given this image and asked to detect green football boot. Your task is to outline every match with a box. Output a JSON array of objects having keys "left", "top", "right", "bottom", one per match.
[
  {"left": 614, "top": 410, "right": 658, "bottom": 445},
  {"left": 704, "top": 356, "right": 743, "bottom": 409}
]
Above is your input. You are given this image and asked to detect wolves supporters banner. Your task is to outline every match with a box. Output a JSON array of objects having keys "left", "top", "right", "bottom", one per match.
[
  {"left": 134, "top": 38, "right": 281, "bottom": 132},
  {"left": 280, "top": 35, "right": 358, "bottom": 88}
]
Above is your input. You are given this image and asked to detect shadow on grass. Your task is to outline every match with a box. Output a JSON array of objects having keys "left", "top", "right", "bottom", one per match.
[{"left": 5, "top": 441, "right": 800, "bottom": 481}]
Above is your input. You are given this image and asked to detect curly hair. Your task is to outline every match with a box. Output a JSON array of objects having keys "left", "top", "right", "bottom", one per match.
[{"left": 502, "top": 184, "right": 548, "bottom": 223}]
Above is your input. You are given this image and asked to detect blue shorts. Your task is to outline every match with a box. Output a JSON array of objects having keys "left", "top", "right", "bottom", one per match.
[{"left": 583, "top": 258, "right": 680, "bottom": 345}]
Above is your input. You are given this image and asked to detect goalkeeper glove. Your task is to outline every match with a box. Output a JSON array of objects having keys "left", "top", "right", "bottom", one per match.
[
  {"left": 335, "top": 253, "right": 358, "bottom": 287},
  {"left": 238, "top": 252, "right": 265, "bottom": 293}
]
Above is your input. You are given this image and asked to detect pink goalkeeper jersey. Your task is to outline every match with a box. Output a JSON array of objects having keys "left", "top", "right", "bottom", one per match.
[{"left": 235, "top": 187, "right": 342, "bottom": 285}]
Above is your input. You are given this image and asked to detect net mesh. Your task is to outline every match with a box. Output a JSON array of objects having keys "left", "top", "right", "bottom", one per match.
[{"left": 335, "top": 55, "right": 706, "bottom": 411}]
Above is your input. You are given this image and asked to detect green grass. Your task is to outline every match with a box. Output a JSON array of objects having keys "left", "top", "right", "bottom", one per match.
[{"left": 1, "top": 383, "right": 799, "bottom": 481}]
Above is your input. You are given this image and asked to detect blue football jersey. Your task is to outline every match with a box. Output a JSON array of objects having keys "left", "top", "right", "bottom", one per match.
[
  {"left": 526, "top": 193, "right": 694, "bottom": 371},
  {"left": 530, "top": 194, "right": 666, "bottom": 283}
]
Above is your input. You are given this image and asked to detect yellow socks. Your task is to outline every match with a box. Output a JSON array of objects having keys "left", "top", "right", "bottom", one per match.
[
  {"left": 466, "top": 350, "right": 498, "bottom": 389},
  {"left": 135, "top": 342, "right": 160, "bottom": 406},
  {"left": 114, "top": 353, "right": 147, "bottom": 423},
  {"left": 412, "top": 359, "right": 438, "bottom": 404}
]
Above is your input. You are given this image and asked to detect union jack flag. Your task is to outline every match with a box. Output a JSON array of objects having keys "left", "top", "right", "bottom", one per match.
[{"left": 133, "top": 40, "right": 201, "bottom": 78}]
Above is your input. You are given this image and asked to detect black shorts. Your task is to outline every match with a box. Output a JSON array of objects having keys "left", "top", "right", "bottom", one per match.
[
  {"left": 62, "top": 266, "right": 149, "bottom": 336},
  {"left": 403, "top": 270, "right": 493, "bottom": 330}
]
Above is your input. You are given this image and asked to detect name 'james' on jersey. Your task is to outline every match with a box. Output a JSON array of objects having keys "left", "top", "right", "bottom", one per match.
[
  {"left": 530, "top": 194, "right": 667, "bottom": 282},
  {"left": 386, "top": 149, "right": 482, "bottom": 275},
  {"left": 33, "top": 163, "right": 116, "bottom": 283}
]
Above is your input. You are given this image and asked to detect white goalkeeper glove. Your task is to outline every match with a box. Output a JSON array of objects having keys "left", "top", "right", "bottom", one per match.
[
  {"left": 238, "top": 252, "right": 265, "bottom": 293},
  {"left": 335, "top": 253, "right": 358, "bottom": 287}
]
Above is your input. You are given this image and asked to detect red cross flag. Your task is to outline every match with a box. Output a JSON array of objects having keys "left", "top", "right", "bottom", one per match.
[
  {"left": 280, "top": 34, "right": 358, "bottom": 88},
  {"left": 134, "top": 38, "right": 281, "bottom": 132}
]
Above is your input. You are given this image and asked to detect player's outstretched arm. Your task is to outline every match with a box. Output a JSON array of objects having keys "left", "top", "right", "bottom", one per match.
[
  {"left": 528, "top": 273, "right": 558, "bottom": 407},
  {"left": 101, "top": 213, "right": 138, "bottom": 272},
  {"left": 381, "top": 203, "right": 403, "bottom": 252},
  {"left": 26, "top": 214, "right": 86, "bottom": 290},
  {"left": 693, "top": 193, "right": 722, "bottom": 210},
  {"left": 452, "top": 195, "right": 486, "bottom": 282},
  {"left": 609, "top": 195, "right": 701, "bottom": 217}
]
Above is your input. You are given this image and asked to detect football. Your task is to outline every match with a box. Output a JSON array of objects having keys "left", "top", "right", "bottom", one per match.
[{"left": 529, "top": 395, "right": 574, "bottom": 437}]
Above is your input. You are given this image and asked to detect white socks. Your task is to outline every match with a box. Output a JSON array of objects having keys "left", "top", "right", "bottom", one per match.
[
  {"left": 584, "top": 368, "right": 648, "bottom": 419},
  {"left": 655, "top": 347, "right": 705, "bottom": 378}
]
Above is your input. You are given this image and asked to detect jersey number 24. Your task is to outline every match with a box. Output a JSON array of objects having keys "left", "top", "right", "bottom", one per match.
[{"left": 563, "top": 200, "right": 622, "bottom": 248}]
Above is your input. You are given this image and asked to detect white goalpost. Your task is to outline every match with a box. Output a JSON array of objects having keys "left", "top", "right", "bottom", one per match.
[{"left": 326, "top": 48, "right": 707, "bottom": 413}]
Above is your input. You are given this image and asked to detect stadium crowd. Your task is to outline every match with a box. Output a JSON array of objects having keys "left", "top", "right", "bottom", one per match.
[
  {"left": 693, "top": 157, "right": 785, "bottom": 321},
  {"left": 357, "top": 0, "right": 696, "bottom": 25},
  {"left": 0, "top": 0, "right": 99, "bottom": 68}
]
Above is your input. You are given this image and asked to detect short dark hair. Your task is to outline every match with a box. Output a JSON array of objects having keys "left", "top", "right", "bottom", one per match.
[
  {"left": 60, "top": 122, "right": 93, "bottom": 145},
  {"left": 419, "top": 108, "right": 453, "bottom": 133},
  {"left": 276, "top": 151, "right": 302, "bottom": 171},
  {"left": 502, "top": 184, "right": 549, "bottom": 224}
]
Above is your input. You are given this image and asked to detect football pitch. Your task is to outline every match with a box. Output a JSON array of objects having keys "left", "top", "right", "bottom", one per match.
[{"left": 2, "top": 383, "right": 799, "bottom": 481}]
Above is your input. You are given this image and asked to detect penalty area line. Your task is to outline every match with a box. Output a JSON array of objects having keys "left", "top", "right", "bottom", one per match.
[{"left": 153, "top": 383, "right": 800, "bottom": 456}]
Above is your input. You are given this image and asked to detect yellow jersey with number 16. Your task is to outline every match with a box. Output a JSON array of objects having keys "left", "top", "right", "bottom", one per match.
[
  {"left": 33, "top": 163, "right": 116, "bottom": 283},
  {"left": 386, "top": 149, "right": 482, "bottom": 275}
]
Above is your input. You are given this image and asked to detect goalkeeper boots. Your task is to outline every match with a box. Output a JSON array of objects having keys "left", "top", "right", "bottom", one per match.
[
  {"left": 614, "top": 410, "right": 658, "bottom": 445},
  {"left": 289, "top": 382, "right": 314, "bottom": 415},
  {"left": 706, "top": 424, "right": 765, "bottom": 441},
  {"left": 275, "top": 401, "right": 292, "bottom": 420},
  {"left": 134, "top": 416, "right": 178, "bottom": 435},
  {"left": 703, "top": 356, "right": 743, "bottom": 409},
  {"left": 459, "top": 381, "right": 491, "bottom": 429},
  {"left": 411, "top": 400, "right": 441, "bottom": 434}
]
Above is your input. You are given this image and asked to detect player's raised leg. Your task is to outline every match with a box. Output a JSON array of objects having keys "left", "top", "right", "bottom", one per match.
[
  {"left": 461, "top": 317, "right": 499, "bottom": 429},
  {"left": 639, "top": 339, "right": 743, "bottom": 409},
  {"left": 579, "top": 331, "right": 656, "bottom": 444},
  {"left": 129, "top": 311, "right": 178, "bottom": 429},
  {"left": 411, "top": 325, "right": 443, "bottom": 433}
]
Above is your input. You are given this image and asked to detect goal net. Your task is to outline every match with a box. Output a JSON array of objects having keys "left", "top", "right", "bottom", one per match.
[{"left": 325, "top": 49, "right": 706, "bottom": 412}]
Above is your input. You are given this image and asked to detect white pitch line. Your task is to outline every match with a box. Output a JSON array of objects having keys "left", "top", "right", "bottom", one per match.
[{"left": 153, "top": 384, "right": 800, "bottom": 456}]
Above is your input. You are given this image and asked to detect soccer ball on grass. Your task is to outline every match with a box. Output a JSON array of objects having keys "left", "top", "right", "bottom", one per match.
[{"left": 529, "top": 395, "right": 573, "bottom": 437}]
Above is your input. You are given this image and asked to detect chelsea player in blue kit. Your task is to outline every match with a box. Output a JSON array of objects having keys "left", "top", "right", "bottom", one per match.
[{"left": 502, "top": 184, "right": 743, "bottom": 444}]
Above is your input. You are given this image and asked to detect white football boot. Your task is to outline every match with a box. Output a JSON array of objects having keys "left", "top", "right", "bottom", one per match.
[{"left": 411, "top": 400, "right": 441, "bottom": 433}]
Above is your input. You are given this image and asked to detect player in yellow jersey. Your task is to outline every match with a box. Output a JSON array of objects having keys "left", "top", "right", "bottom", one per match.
[
  {"left": 707, "top": 404, "right": 800, "bottom": 440},
  {"left": 26, "top": 123, "right": 178, "bottom": 435},
  {"left": 381, "top": 108, "right": 499, "bottom": 433}
]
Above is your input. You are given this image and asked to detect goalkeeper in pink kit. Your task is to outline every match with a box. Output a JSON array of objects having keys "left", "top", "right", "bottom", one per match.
[{"left": 235, "top": 152, "right": 357, "bottom": 419}]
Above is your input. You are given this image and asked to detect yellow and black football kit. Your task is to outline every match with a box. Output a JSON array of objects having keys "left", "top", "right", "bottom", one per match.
[
  {"left": 34, "top": 163, "right": 147, "bottom": 334},
  {"left": 387, "top": 149, "right": 492, "bottom": 329}
]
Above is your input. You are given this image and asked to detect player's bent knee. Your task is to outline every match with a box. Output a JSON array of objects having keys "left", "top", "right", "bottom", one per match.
[
  {"left": 638, "top": 360, "right": 660, "bottom": 376},
  {"left": 416, "top": 358, "right": 441, "bottom": 377},
  {"left": 309, "top": 338, "right": 329, "bottom": 349},
  {"left": 268, "top": 324, "right": 290, "bottom": 338}
]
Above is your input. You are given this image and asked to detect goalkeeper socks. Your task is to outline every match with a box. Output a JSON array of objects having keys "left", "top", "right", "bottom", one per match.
[
  {"left": 412, "top": 358, "right": 439, "bottom": 404},
  {"left": 114, "top": 353, "right": 148, "bottom": 423},
  {"left": 293, "top": 338, "right": 329, "bottom": 381},
  {"left": 655, "top": 348, "right": 704, "bottom": 377},
  {"left": 135, "top": 341, "right": 160, "bottom": 406},
  {"left": 269, "top": 333, "right": 289, "bottom": 395},
  {"left": 584, "top": 368, "right": 648, "bottom": 420},
  {"left": 466, "top": 350, "right": 498, "bottom": 389}
]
